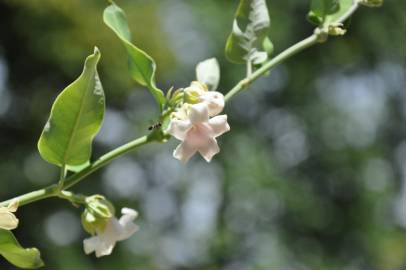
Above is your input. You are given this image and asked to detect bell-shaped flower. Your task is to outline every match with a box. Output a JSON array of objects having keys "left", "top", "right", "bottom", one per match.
[
  {"left": 167, "top": 103, "right": 230, "bottom": 163},
  {"left": 83, "top": 207, "right": 138, "bottom": 258},
  {"left": 184, "top": 81, "right": 225, "bottom": 117},
  {"left": 0, "top": 200, "right": 19, "bottom": 230}
]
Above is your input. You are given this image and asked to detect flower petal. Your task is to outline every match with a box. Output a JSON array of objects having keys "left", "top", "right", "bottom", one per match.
[
  {"left": 7, "top": 200, "right": 18, "bottom": 212},
  {"left": 166, "top": 119, "right": 192, "bottom": 141},
  {"left": 189, "top": 103, "right": 209, "bottom": 124},
  {"left": 200, "top": 91, "right": 225, "bottom": 116},
  {"left": 94, "top": 240, "right": 115, "bottom": 258},
  {"left": 196, "top": 58, "right": 220, "bottom": 91},
  {"left": 0, "top": 212, "right": 19, "bottom": 230},
  {"left": 83, "top": 236, "right": 99, "bottom": 255},
  {"left": 117, "top": 208, "right": 139, "bottom": 241},
  {"left": 173, "top": 141, "right": 197, "bottom": 164},
  {"left": 208, "top": 115, "right": 230, "bottom": 137},
  {"left": 198, "top": 137, "right": 220, "bottom": 162}
]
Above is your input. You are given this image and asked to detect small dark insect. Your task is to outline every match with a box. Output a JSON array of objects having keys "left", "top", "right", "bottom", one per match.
[{"left": 148, "top": 122, "right": 162, "bottom": 131}]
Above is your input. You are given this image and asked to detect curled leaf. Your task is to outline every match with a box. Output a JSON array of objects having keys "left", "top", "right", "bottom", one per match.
[
  {"left": 0, "top": 229, "right": 44, "bottom": 269},
  {"left": 225, "top": 0, "right": 272, "bottom": 65}
]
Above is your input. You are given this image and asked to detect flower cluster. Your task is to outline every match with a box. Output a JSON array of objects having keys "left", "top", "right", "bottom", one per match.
[{"left": 167, "top": 80, "right": 230, "bottom": 163}]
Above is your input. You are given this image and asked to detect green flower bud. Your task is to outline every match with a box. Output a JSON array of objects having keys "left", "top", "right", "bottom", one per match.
[
  {"left": 81, "top": 195, "right": 115, "bottom": 235},
  {"left": 183, "top": 81, "right": 208, "bottom": 104},
  {"left": 328, "top": 24, "right": 347, "bottom": 36}
]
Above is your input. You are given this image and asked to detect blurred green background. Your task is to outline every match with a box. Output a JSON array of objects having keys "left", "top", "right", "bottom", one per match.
[{"left": 0, "top": 0, "right": 405, "bottom": 269}]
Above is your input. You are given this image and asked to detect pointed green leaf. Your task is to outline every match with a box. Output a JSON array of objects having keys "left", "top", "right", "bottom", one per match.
[
  {"left": 38, "top": 48, "right": 105, "bottom": 167},
  {"left": 307, "top": 0, "right": 354, "bottom": 26},
  {"left": 0, "top": 229, "right": 44, "bottom": 269},
  {"left": 225, "top": 0, "right": 272, "bottom": 65},
  {"left": 103, "top": 2, "right": 166, "bottom": 110}
]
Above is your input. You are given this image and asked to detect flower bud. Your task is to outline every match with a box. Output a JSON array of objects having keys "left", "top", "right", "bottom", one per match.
[
  {"left": 359, "top": 0, "right": 383, "bottom": 7},
  {"left": 184, "top": 81, "right": 208, "bottom": 104},
  {"left": 81, "top": 195, "right": 115, "bottom": 235},
  {"left": 328, "top": 24, "right": 347, "bottom": 36}
]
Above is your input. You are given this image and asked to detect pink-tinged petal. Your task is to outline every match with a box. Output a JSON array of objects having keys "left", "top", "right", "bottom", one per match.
[
  {"left": 208, "top": 115, "right": 230, "bottom": 137},
  {"left": 189, "top": 103, "right": 209, "bottom": 124},
  {"left": 200, "top": 91, "right": 225, "bottom": 116},
  {"left": 166, "top": 119, "right": 192, "bottom": 140},
  {"left": 173, "top": 141, "right": 197, "bottom": 164},
  {"left": 198, "top": 137, "right": 220, "bottom": 162}
]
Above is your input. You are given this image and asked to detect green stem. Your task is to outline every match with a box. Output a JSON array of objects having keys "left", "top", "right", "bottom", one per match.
[
  {"left": 246, "top": 59, "right": 252, "bottom": 78},
  {"left": 225, "top": 34, "right": 319, "bottom": 102},
  {"left": 0, "top": 2, "right": 361, "bottom": 208},
  {"left": 225, "top": 1, "right": 360, "bottom": 102},
  {"left": 0, "top": 135, "right": 152, "bottom": 207},
  {"left": 57, "top": 165, "right": 67, "bottom": 189}
]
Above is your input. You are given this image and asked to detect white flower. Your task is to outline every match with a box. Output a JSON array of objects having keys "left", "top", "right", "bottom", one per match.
[
  {"left": 167, "top": 103, "right": 230, "bottom": 163},
  {"left": 83, "top": 208, "right": 138, "bottom": 257},
  {"left": 0, "top": 200, "right": 19, "bottom": 230},
  {"left": 184, "top": 81, "right": 225, "bottom": 117}
]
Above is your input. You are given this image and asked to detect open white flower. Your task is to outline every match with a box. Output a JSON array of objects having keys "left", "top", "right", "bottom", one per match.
[
  {"left": 83, "top": 207, "right": 138, "bottom": 257},
  {"left": 167, "top": 103, "right": 230, "bottom": 163},
  {"left": 0, "top": 200, "right": 19, "bottom": 230},
  {"left": 184, "top": 81, "right": 225, "bottom": 116}
]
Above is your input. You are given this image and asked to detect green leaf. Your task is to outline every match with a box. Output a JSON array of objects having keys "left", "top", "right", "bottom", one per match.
[
  {"left": 103, "top": 2, "right": 166, "bottom": 110},
  {"left": 307, "top": 0, "right": 353, "bottom": 26},
  {"left": 0, "top": 229, "right": 44, "bottom": 269},
  {"left": 225, "top": 0, "right": 272, "bottom": 65},
  {"left": 38, "top": 48, "right": 105, "bottom": 167}
]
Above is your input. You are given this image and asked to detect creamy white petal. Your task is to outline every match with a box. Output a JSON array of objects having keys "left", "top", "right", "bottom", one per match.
[
  {"left": 94, "top": 240, "right": 115, "bottom": 258},
  {"left": 208, "top": 115, "right": 230, "bottom": 137},
  {"left": 121, "top": 208, "right": 138, "bottom": 218},
  {"left": 198, "top": 138, "right": 220, "bottom": 162},
  {"left": 83, "top": 208, "right": 139, "bottom": 258},
  {"left": 83, "top": 236, "right": 100, "bottom": 255},
  {"left": 196, "top": 58, "right": 220, "bottom": 91},
  {"left": 189, "top": 103, "right": 209, "bottom": 124},
  {"left": 0, "top": 212, "right": 19, "bottom": 230},
  {"left": 173, "top": 141, "right": 197, "bottom": 164},
  {"left": 166, "top": 119, "right": 192, "bottom": 140},
  {"left": 7, "top": 200, "right": 18, "bottom": 212},
  {"left": 200, "top": 91, "right": 225, "bottom": 116},
  {"left": 117, "top": 208, "right": 139, "bottom": 241}
]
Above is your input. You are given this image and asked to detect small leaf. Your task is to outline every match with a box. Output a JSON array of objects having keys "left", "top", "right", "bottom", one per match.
[
  {"left": 307, "top": 0, "right": 354, "bottom": 27},
  {"left": 38, "top": 48, "right": 105, "bottom": 167},
  {"left": 225, "top": 0, "right": 272, "bottom": 65},
  {"left": 196, "top": 58, "right": 220, "bottom": 91},
  {"left": 103, "top": 2, "right": 166, "bottom": 110},
  {"left": 0, "top": 229, "right": 44, "bottom": 269}
]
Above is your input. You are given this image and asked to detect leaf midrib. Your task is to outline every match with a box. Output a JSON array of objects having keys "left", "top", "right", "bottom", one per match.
[{"left": 61, "top": 71, "right": 94, "bottom": 165}]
